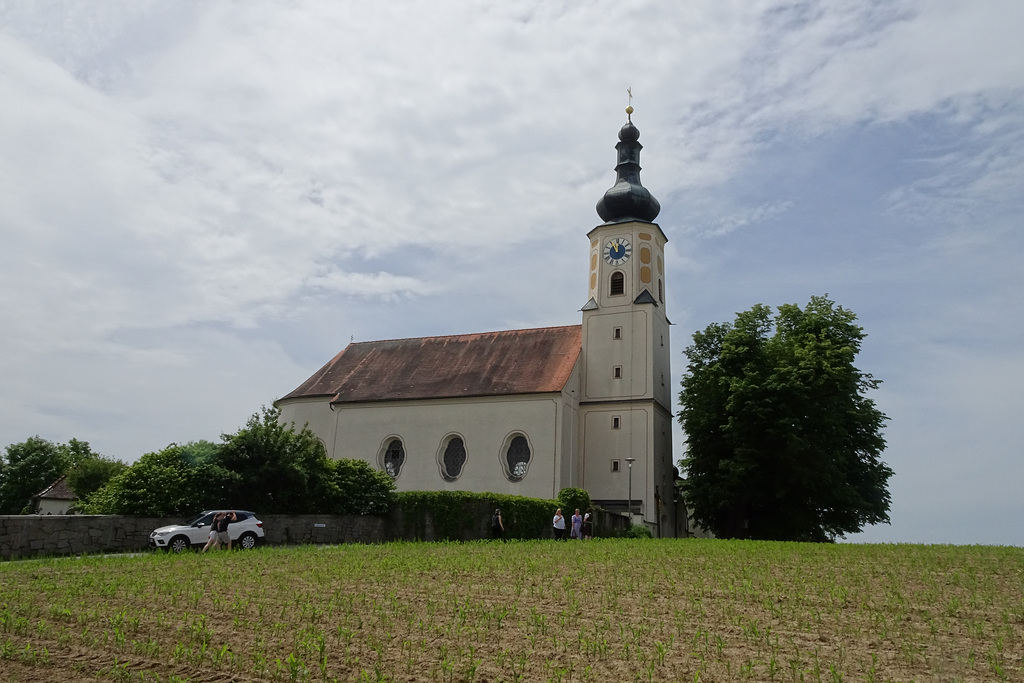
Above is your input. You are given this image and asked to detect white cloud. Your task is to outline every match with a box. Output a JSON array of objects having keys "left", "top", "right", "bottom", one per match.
[{"left": 1, "top": 0, "right": 1022, "bottom": 543}]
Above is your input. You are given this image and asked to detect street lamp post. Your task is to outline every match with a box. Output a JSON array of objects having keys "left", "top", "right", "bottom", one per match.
[{"left": 624, "top": 457, "right": 636, "bottom": 524}]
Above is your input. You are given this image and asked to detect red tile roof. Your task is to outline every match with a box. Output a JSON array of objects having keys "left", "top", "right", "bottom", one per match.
[
  {"left": 281, "top": 325, "right": 582, "bottom": 404},
  {"left": 35, "top": 475, "right": 76, "bottom": 501}
]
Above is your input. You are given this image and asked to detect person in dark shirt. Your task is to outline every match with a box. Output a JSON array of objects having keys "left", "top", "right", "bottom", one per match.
[
  {"left": 491, "top": 508, "right": 505, "bottom": 542},
  {"left": 212, "top": 510, "right": 237, "bottom": 550},
  {"left": 201, "top": 512, "right": 223, "bottom": 553}
]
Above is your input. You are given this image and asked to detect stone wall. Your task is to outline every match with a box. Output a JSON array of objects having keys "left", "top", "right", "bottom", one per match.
[
  {"left": 0, "top": 514, "right": 391, "bottom": 561},
  {"left": 259, "top": 514, "right": 387, "bottom": 546},
  {"left": 1, "top": 507, "right": 633, "bottom": 560},
  {"left": 0, "top": 515, "right": 171, "bottom": 560},
  {"left": 385, "top": 500, "right": 633, "bottom": 541}
]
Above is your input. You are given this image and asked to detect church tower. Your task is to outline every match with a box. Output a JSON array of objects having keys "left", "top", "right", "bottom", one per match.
[{"left": 579, "top": 107, "right": 675, "bottom": 536}]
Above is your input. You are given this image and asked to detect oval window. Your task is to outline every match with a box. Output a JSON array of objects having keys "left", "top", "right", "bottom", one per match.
[
  {"left": 505, "top": 435, "right": 531, "bottom": 482},
  {"left": 440, "top": 436, "right": 467, "bottom": 482},
  {"left": 381, "top": 438, "right": 406, "bottom": 479}
]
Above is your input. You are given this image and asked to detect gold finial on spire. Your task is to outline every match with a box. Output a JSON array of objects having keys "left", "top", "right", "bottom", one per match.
[{"left": 626, "top": 87, "right": 634, "bottom": 119}]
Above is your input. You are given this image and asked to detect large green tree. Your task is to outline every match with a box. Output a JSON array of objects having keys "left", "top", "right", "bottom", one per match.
[
  {"left": 66, "top": 457, "right": 128, "bottom": 503},
  {"left": 216, "top": 406, "right": 338, "bottom": 514},
  {"left": 82, "top": 441, "right": 235, "bottom": 516},
  {"left": 0, "top": 437, "right": 65, "bottom": 514},
  {"left": 678, "top": 295, "right": 893, "bottom": 541},
  {"left": 0, "top": 437, "right": 106, "bottom": 514},
  {"left": 81, "top": 407, "right": 395, "bottom": 516}
]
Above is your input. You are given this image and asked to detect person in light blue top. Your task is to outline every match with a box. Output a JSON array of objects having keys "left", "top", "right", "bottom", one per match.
[{"left": 571, "top": 509, "right": 583, "bottom": 540}]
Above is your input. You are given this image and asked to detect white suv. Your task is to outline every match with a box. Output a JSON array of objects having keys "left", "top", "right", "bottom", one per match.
[{"left": 150, "top": 510, "right": 265, "bottom": 552}]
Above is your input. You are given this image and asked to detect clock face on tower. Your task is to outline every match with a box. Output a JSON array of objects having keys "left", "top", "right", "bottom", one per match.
[{"left": 604, "top": 237, "right": 632, "bottom": 266}]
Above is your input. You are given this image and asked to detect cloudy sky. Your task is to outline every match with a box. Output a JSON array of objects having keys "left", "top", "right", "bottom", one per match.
[{"left": 2, "top": 1, "right": 1021, "bottom": 545}]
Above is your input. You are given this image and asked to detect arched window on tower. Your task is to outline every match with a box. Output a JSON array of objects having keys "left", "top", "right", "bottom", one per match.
[
  {"left": 610, "top": 271, "right": 625, "bottom": 296},
  {"left": 658, "top": 279, "right": 663, "bottom": 302}
]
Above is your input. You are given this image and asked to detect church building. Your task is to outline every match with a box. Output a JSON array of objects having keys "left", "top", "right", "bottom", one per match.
[{"left": 277, "top": 109, "right": 682, "bottom": 536}]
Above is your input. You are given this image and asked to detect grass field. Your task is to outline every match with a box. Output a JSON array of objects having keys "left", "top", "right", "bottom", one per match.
[{"left": 0, "top": 539, "right": 1021, "bottom": 682}]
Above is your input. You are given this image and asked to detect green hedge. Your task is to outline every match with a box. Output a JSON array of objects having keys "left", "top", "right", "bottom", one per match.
[
  {"left": 624, "top": 523, "right": 653, "bottom": 539},
  {"left": 556, "top": 487, "right": 592, "bottom": 517},
  {"left": 394, "top": 491, "right": 559, "bottom": 541}
]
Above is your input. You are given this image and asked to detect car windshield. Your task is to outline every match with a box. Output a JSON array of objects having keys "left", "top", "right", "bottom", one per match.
[
  {"left": 180, "top": 511, "right": 253, "bottom": 526},
  {"left": 187, "top": 512, "right": 215, "bottom": 527}
]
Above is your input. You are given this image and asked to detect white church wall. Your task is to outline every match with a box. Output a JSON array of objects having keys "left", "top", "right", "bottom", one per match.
[
  {"left": 279, "top": 397, "right": 337, "bottom": 452},
  {"left": 559, "top": 360, "right": 582, "bottom": 492},
  {"left": 35, "top": 498, "right": 75, "bottom": 515},
  {"left": 579, "top": 405, "right": 651, "bottom": 508},
  {"left": 328, "top": 393, "right": 570, "bottom": 500},
  {"left": 652, "top": 313, "right": 672, "bottom": 409},
  {"left": 652, "top": 406, "right": 676, "bottom": 536},
  {"left": 582, "top": 310, "right": 652, "bottom": 401},
  {"left": 560, "top": 400, "right": 577, "bottom": 491}
]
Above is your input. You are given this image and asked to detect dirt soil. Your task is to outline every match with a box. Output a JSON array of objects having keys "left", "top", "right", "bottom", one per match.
[{"left": 0, "top": 539, "right": 1021, "bottom": 682}]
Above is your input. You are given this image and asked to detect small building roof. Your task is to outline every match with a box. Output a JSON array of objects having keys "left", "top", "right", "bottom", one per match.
[
  {"left": 34, "top": 475, "right": 76, "bottom": 501},
  {"left": 281, "top": 325, "right": 582, "bottom": 404}
]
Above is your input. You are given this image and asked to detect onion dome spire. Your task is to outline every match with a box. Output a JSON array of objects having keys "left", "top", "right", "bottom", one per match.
[{"left": 596, "top": 103, "right": 661, "bottom": 223}]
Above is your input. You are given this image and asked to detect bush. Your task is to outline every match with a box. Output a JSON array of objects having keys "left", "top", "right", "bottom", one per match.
[
  {"left": 83, "top": 442, "right": 236, "bottom": 516},
  {"left": 78, "top": 409, "right": 397, "bottom": 517},
  {"left": 66, "top": 457, "right": 128, "bottom": 502},
  {"left": 557, "top": 487, "right": 592, "bottom": 516},
  {"left": 216, "top": 407, "right": 333, "bottom": 514},
  {"left": 0, "top": 436, "right": 105, "bottom": 514},
  {"left": 329, "top": 459, "right": 395, "bottom": 515},
  {"left": 624, "top": 524, "right": 653, "bottom": 539},
  {"left": 394, "top": 491, "right": 557, "bottom": 541}
]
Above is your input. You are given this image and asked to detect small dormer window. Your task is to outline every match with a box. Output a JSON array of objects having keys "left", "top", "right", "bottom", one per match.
[{"left": 610, "top": 272, "right": 625, "bottom": 296}]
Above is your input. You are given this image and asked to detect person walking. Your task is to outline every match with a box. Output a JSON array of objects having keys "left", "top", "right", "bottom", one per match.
[
  {"left": 552, "top": 508, "right": 566, "bottom": 540},
  {"left": 491, "top": 508, "right": 506, "bottom": 542},
  {"left": 212, "top": 510, "right": 237, "bottom": 550},
  {"left": 582, "top": 510, "right": 594, "bottom": 540},
  {"left": 201, "top": 512, "right": 223, "bottom": 553},
  {"left": 571, "top": 509, "right": 583, "bottom": 540}
]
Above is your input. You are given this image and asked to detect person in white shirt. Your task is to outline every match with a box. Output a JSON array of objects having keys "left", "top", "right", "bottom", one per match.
[{"left": 552, "top": 508, "right": 567, "bottom": 540}]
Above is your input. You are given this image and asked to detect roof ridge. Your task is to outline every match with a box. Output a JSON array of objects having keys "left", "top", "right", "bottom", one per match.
[
  {"left": 280, "top": 325, "right": 583, "bottom": 404},
  {"left": 35, "top": 474, "right": 76, "bottom": 500},
  {"left": 348, "top": 323, "right": 582, "bottom": 346}
]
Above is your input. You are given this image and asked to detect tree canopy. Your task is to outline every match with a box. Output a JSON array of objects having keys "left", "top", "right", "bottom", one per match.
[
  {"left": 216, "top": 406, "right": 339, "bottom": 514},
  {"left": 0, "top": 437, "right": 110, "bottom": 514},
  {"left": 329, "top": 458, "right": 395, "bottom": 516},
  {"left": 678, "top": 295, "right": 893, "bottom": 542},
  {"left": 81, "top": 441, "right": 235, "bottom": 516},
  {"left": 215, "top": 407, "right": 394, "bottom": 515},
  {"left": 65, "top": 456, "right": 128, "bottom": 502},
  {"left": 80, "top": 406, "right": 395, "bottom": 517}
]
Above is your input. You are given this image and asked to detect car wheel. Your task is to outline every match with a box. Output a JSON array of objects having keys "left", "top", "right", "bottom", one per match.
[
  {"left": 238, "top": 532, "right": 258, "bottom": 550},
  {"left": 168, "top": 535, "right": 191, "bottom": 553}
]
